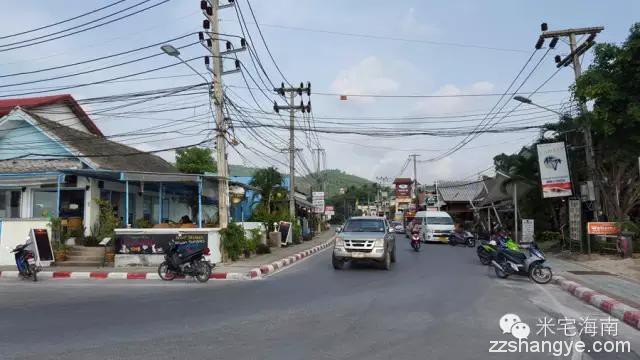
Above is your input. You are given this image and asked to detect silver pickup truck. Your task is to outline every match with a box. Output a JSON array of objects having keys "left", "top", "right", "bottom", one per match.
[{"left": 332, "top": 216, "right": 396, "bottom": 270}]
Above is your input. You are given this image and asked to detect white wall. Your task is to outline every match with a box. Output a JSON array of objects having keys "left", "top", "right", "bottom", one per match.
[
  {"left": 0, "top": 219, "right": 50, "bottom": 266},
  {"left": 32, "top": 104, "right": 89, "bottom": 134}
]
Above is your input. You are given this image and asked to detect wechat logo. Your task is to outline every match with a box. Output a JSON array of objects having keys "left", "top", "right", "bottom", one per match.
[{"left": 499, "top": 313, "right": 530, "bottom": 340}]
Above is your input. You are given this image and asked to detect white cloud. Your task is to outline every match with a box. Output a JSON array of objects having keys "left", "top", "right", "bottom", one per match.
[
  {"left": 330, "top": 56, "right": 400, "bottom": 103},
  {"left": 399, "top": 8, "right": 439, "bottom": 37},
  {"left": 414, "top": 81, "right": 496, "bottom": 114}
]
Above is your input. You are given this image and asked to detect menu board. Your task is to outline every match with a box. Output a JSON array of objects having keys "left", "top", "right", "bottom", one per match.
[{"left": 32, "top": 228, "right": 54, "bottom": 261}]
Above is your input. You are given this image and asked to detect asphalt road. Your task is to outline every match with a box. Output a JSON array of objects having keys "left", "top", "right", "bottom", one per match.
[{"left": 1, "top": 235, "right": 639, "bottom": 360}]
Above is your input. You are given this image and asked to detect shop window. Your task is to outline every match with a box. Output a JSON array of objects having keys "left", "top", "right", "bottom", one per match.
[
  {"left": 0, "top": 190, "right": 21, "bottom": 218},
  {"left": 32, "top": 191, "right": 57, "bottom": 218}
]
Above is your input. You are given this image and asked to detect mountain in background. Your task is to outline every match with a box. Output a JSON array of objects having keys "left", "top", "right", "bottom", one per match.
[
  {"left": 228, "top": 166, "right": 372, "bottom": 197},
  {"left": 298, "top": 169, "right": 373, "bottom": 197},
  {"left": 229, "top": 164, "right": 260, "bottom": 177}
]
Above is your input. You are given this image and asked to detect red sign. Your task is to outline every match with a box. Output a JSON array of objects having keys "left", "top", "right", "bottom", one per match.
[
  {"left": 396, "top": 183, "right": 411, "bottom": 197},
  {"left": 587, "top": 222, "right": 620, "bottom": 235}
]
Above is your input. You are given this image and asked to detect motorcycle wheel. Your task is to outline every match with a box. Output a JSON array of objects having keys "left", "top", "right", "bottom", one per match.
[
  {"left": 466, "top": 238, "right": 476, "bottom": 247},
  {"left": 494, "top": 262, "right": 509, "bottom": 279},
  {"left": 529, "top": 265, "right": 553, "bottom": 284},
  {"left": 29, "top": 264, "right": 37, "bottom": 282},
  {"left": 412, "top": 242, "right": 420, "bottom": 252},
  {"left": 195, "top": 261, "right": 211, "bottom": 283},
  {"left": 478, "top": 250, "right": 491, "bottom": 265},
  {"left": 158, "top": 261, "right": 177, "bottom": 281}
]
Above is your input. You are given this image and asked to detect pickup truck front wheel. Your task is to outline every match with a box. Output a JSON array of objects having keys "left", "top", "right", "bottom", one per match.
[
  {"left": 380, "top": 251, "right": 391, "bottom": 270},
  {"left": 332, "top": 255, "right": 344, "bottom": 270}
]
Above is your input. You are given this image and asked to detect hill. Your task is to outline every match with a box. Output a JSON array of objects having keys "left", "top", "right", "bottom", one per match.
[
  {"left": 298, "top": 169, "right": 373, "bottom": 197},
  {"left": 229, "top": 164, "right": 260, "bottom": 177}
]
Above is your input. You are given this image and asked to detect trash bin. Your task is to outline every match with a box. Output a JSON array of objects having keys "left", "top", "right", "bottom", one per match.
[{"left": 618, "top": 231, "right": 633, "bottom": 258}]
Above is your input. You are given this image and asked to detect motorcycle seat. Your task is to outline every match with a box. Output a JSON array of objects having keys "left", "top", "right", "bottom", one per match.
[{"left": 502, "top": 248, "right": 526, "bottom": 261}]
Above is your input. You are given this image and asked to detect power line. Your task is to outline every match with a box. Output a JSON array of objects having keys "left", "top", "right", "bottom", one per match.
[
  {"left": 0, "top": 0, "right": 127, "bottom": 40},
  {"left": 229, "top": 21, "right": 530, "bottom": 54},
  {"left": 0, "top": 33, "right": 196, "bottom": 79},
  {"left": 0, "top": 0, "right": 172, "bottom": 52},
  {"left": 242, "top": 0, "right": 291, "bottom": 85}
]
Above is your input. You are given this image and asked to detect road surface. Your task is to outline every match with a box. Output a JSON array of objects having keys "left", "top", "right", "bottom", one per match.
[{"left": 1, "top": 235, "right": 638, "bottom": 359}]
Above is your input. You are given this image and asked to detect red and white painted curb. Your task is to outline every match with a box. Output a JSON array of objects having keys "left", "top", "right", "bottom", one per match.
[
  {"left": 0, "top": 237, "right": 334, "bottom": 282},
  {"left": 554, "top": 276, "right": 640, "bottom": 330},
  {"left": 259, "top": 237, "right": 335, "bottom": 276}
]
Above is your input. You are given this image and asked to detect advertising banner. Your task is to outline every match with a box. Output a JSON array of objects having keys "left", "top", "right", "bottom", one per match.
[
  {"left": 521, "top": 219, "right": 534, "bottom": 243},
  {"left": 395, "top": 183, "right": 411, "bottom": 197},
  {"left": 115, "top": 233, "right": 208, "bottom": 254},
  {"left": 324, "top": 205, "right": 335, "bottom": 216},
  {"left": 587, "top": 222, "right": 620, "bottom": 235},
  {"left": 312, "top": 191, "right": 325, "bottom": 213},
  {"left": 536, "top": 142, "right": 572, "bottom": 198}
]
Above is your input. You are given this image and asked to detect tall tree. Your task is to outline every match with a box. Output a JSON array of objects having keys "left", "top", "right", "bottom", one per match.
[
  {"left": 573, "top": 23, "right": 640, "bottom": 219},
  {"left": 175, "top": 147, "right": 217, "bottom": 174},
  {"left": 250, "top": 167, "right": 285, "bottom": 214}
]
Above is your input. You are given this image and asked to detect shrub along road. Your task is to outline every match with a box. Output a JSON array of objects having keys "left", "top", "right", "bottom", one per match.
[{"left": 0, "top": 235, "right": 638, "bottom": 359}]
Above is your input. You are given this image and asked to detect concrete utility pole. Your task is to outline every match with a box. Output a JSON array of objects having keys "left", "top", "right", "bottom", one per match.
[
  {"left": 409, "top": 154, "right": 420, "bottom": 206},
  {"left": 203, "top": 0, "right": 243, "bottom": 228},
  {"left": 313, "top": 148, "right": 325, "bottom": 192},
  {"left": 538, "top": 24, "right": 604, "bottom": 225},
  {"left": 274, "top": 83, "right": 311, "bottom": 220}
]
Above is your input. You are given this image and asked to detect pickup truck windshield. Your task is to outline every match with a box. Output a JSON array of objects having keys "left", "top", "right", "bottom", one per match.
[
  {"left": 344, "top": 219, "right": 385, "bottom": 232},
  {"left": 426, "top": 217, "right": 454, "bottom": 225}
]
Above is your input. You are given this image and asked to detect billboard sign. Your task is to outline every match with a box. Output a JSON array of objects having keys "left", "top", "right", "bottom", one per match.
[
  {"left": 312, "top": 191, "right": 325, "bottom": 213},
  {"left": 396, "top": 183, "right": 411, "bottom": 197},
  {"left": 587, "top": 222, "right": 620, "bottom": 235},
  {"left": 521, "top": 219, "right": 534, "bottom": 243},
  {"left": 324, "top": 205, "right": 335, "bottom": 216},
  {"left": 536, "top": 142, "right": 572, "bottom": 198}
]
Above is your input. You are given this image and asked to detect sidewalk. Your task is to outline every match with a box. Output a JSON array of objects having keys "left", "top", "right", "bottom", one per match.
[
  {"left": 549, "top": 255, "right": 640, "bottom": 329},
  {"left": 0, "top": 230, "right": 336, "bottom": 281},
  {"left": 549, "top": 256, "right": 640, "bottom": 308}
]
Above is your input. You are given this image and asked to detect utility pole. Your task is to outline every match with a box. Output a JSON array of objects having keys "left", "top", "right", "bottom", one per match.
[
  {"left": 409, "top": 154, "right": 420, "bottom": 206},
  {"left": 537, "top": 24, "right": 604, "bottom": 224},
  {"left": 313, "top": 148, "right": 325, "bottom": 192},
  {"left": 201, "top": 0, "right": 243, "bottom": 228},
  {"left": 537, "top": 23, "right": 604, "bottom": 255},
  {"left": 274, "top": 82, "right": 311, "bottom": 220}
]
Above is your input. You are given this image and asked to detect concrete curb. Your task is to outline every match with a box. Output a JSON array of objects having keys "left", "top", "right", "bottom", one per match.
[
  {"left": 0, "top": 237, "right": 335, "bottom": 283},
  {"left": 259, "top": 237, "right": 335, "bottom": 276},
  {"left": 554, "top": 275, "right": 640, "bottom": 330}
]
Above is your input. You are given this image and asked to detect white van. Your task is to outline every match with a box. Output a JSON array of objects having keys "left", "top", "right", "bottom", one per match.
[{"left": 415, "top": 210, "right": 455, "bottom": 243}]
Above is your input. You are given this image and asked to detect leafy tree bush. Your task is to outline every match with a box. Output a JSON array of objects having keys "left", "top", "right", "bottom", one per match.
[
  {"left": 220, "top": 222, "right": 245, "bottom": 261},
  {"left": 175, "top": 147, "right": 217, "bottom": 174}
]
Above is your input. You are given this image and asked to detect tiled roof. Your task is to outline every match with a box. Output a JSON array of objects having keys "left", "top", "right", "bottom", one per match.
[
  {"left": 0, "top": 159, "right": 82, "bottom": 173},
  {"left": 23, "top": 110, "right": 177, "bottom": 173},
  {"left": 0, "top": 94, "right": 103, "bottom": 137},
  {"left": 437, "top": 180, "right": 485, "bottom": 203}
]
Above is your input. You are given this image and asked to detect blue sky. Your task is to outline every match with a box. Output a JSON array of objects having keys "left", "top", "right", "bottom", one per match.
[{"left": 0, "top": 0, "right": 638, "bottom": 183}]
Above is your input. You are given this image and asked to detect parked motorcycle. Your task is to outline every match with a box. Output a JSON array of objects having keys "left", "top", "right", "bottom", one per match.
[
  {"left": 410, "top": 231, "right": 421, "bottom": 252},
  {"left": 158, "top": 241, "right": 213, "bottom": 283},
  {"left": 11, "top": 240, "right": 39, "bottom": 281},
  {"left": 477, "top": 240, "right": 498, "bottom": 265},
  {"left": 477, "top": 232, "right": 520, "bottom": 265},
  {"left": 491, "top": 243, "right": 552, "bottom": 284},
  {"left": 448, "top": 231, "right": 476, "bottom": 247}
]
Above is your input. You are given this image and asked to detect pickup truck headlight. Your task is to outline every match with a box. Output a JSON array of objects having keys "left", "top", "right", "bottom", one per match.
[
  {"left": 335, "top": 237, "right": 345, "bottom": 246},
  {"left": 374, "top": 238, "right": 385, "bottom": 247}
]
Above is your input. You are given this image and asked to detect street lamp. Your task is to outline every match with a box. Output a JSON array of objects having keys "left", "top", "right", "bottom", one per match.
[
  {"left": 160, "top": 44, "right": 210, "bottom": 83},
  {"left": 513, "top": 96, "right": 564, "bottom": 116}
]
